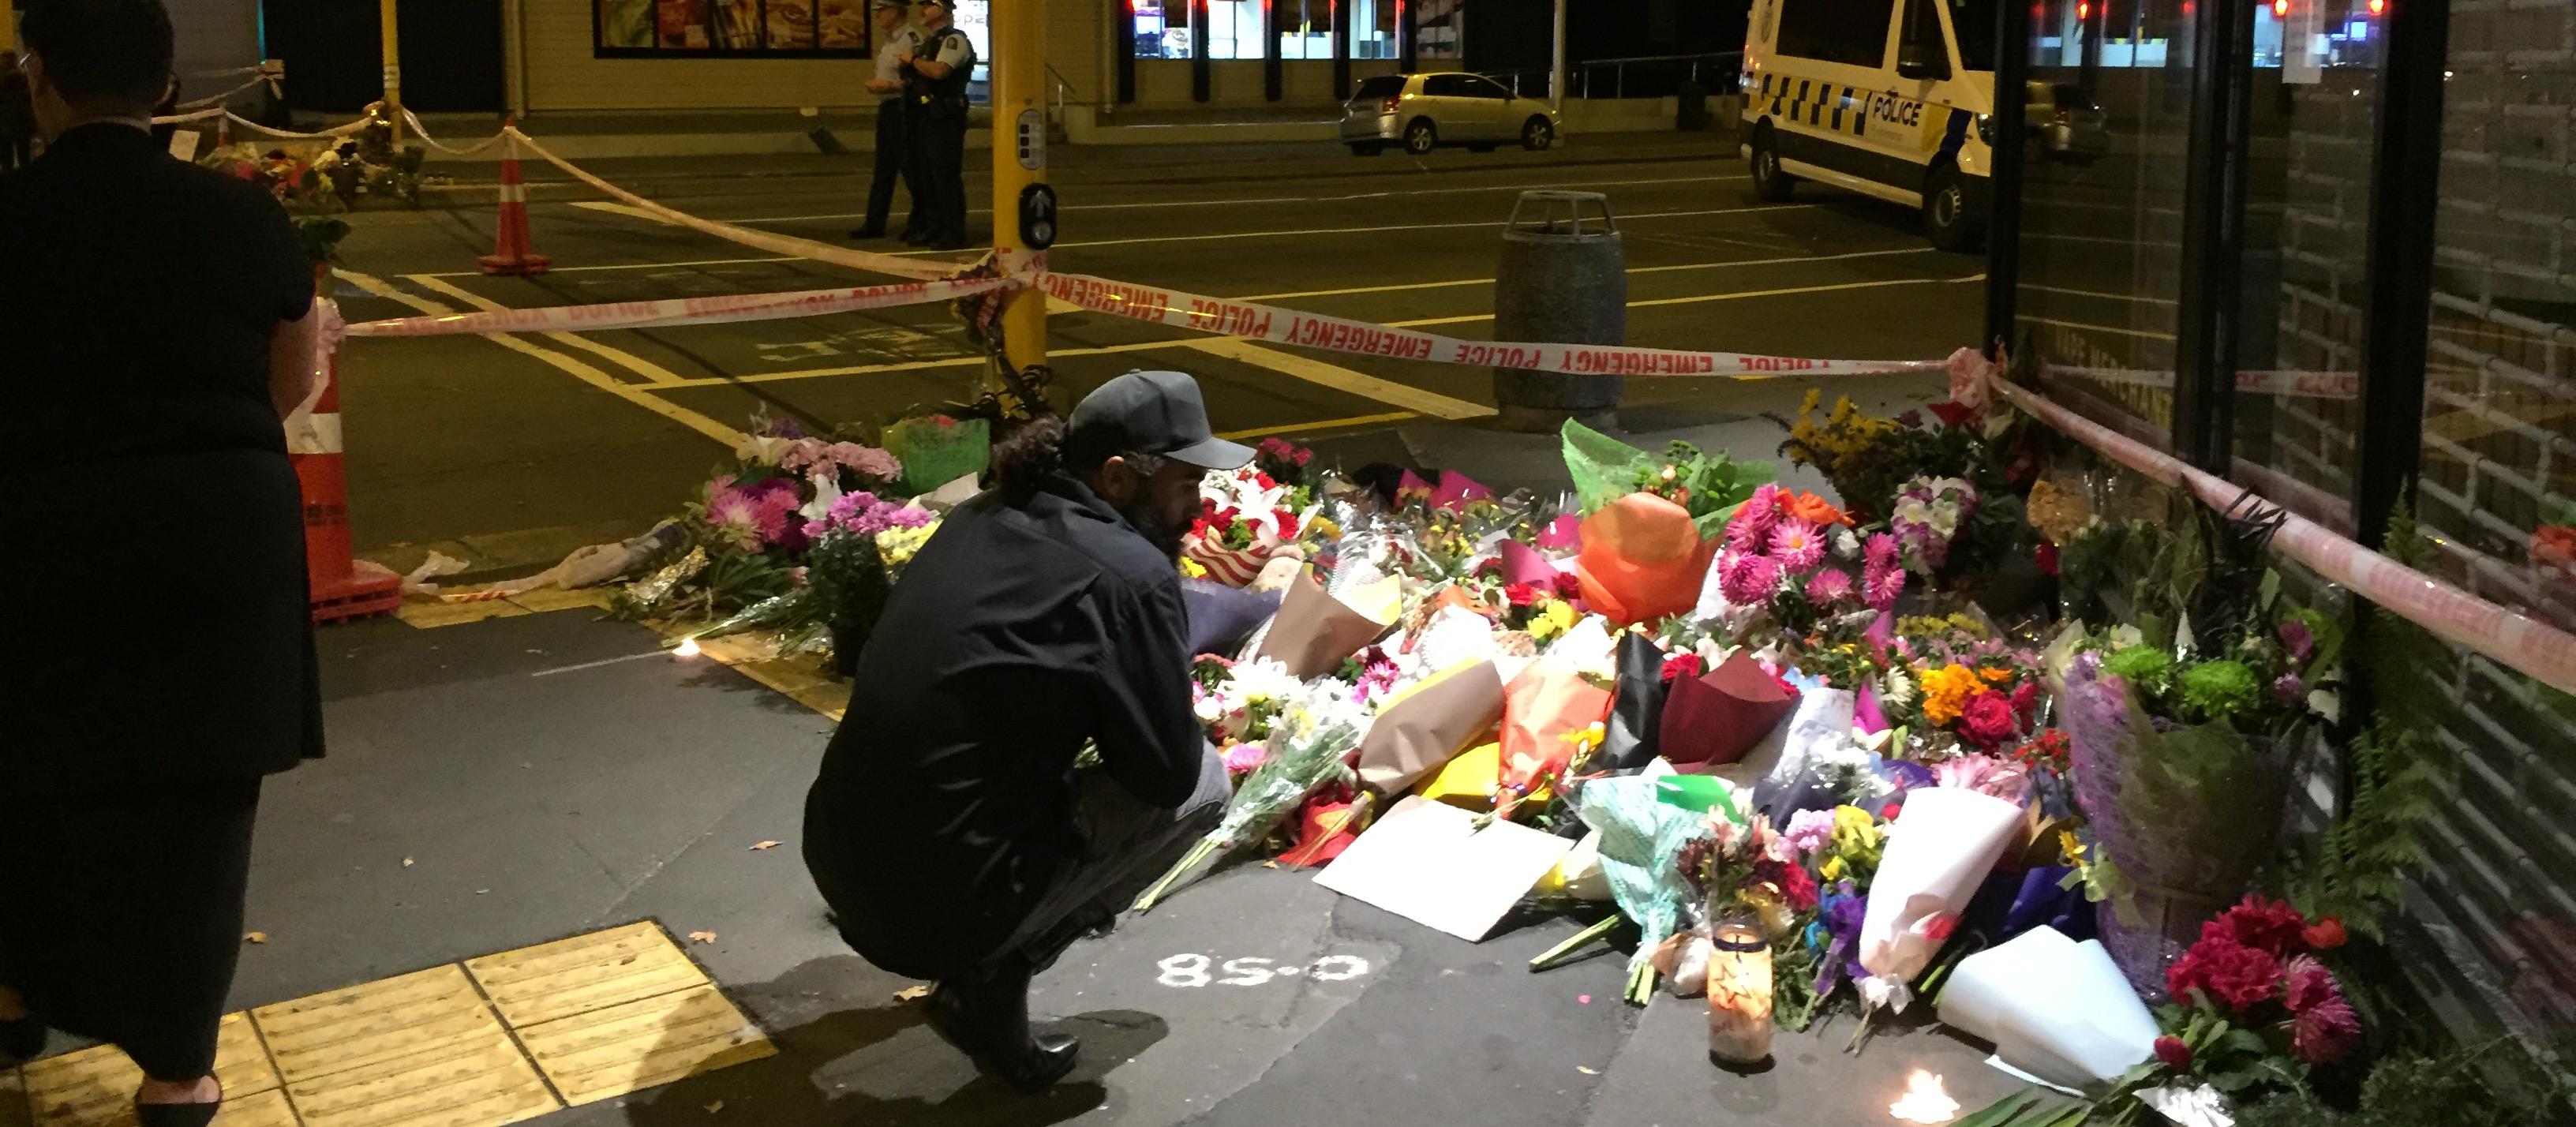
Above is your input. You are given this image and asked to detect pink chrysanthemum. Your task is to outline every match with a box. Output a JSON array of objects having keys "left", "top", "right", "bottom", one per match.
[
  {"left": 1720, "top": 552, "right": 1784, "bottom": 605},
  {"left": 706, "top": 476, "right": 799, "bottom": 549},
  {"left": 2283, "top": 957, "right": 2361, "bottom": 1064},
  {"left": 1805, "top": 567, "right": 1855, "bottom": 605},
  {"left": 1726, "top": 484, "right": 1784, "bottom": 552},
  {"left": 1769, "top": 519, "right": 1826, "bottom": 571},
  {"left": 1865, "top": 531, "right": 1901, "bottom": 571},
  {"left": 1863, "top": 556, "right": 1907, "bottom": 610}
]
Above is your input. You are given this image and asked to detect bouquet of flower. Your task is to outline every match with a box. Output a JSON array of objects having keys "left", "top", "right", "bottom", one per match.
[
  {"left": 1881, "top": 617, "right": 2049, "bottom": 758},
  {"left": 1186, "top": 465, "right": 1307, "bottom": 586},
  {"left": 1135, "top": 676, "right": 1368, "bottom": 911},
  {"left": 1190, "top": 655, "right": 1303, "bottom": 748},
  {"left": 1889, "top": 476, "right": 1979, "bottom": 575}
]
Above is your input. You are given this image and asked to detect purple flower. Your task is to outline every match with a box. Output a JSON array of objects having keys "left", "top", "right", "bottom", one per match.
[
  {"left": 2279, "top": 619, "right": 2315, "bottom": 662},
  {"left": 2273, "top": 672, "right": 2305, "bottom": 705},
  {"left": 1784, "top": 808, "right": 1837, "bottom": 857},
  {"left": 1896, "top": 409, "right": 1924, "bottom": 429},
  {"left": 763, "top": 415, "right": 808, "bottom": 440},
  {"left": 805, "top": 490, "right": 933, "bottom": 541},
  {"left": 1726, "top": 485, "right": 1783, "bottom": 553}
]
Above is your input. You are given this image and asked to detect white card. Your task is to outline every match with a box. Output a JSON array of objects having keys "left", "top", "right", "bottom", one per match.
[{"left": 1314, "top": 796, "right": 1574, "bottom": 942}]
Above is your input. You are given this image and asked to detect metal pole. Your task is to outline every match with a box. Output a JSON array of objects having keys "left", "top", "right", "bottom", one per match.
[
  {"left": 380, "top": 0, "right": 402, "bottom": 143},
  {"left": 1548, "top": 0, "right": 1567, "bottom": 110},
  {"left": 2170, "top": 0, "right": 2252, "bottom": 473},
  {"left": 2353, "top": 0, "right": 2447, "bottom": 548},
  {"left": 0, "top": 0, "right": 15, "bottom": 54},
  {"left": 1983, "top": 0, "right": 2029, "bottom": 354},
  {"left": 993, "top": 0, "right": 1050, "bottom": 407}
]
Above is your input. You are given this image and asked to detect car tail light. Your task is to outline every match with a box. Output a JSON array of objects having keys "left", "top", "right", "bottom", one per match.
[{"left": 1381, "top": 95, "right": 1401, "bottom": 112}]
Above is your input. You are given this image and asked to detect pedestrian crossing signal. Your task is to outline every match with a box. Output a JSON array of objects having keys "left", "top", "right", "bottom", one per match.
[{"left": 1020, "top": 182, "right": 1058, "bottom": 251}]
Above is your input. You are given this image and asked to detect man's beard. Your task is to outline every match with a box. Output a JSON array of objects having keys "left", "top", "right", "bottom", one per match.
[{"left": 1115, "top": 497, "right": 1187, "bottom": 563}]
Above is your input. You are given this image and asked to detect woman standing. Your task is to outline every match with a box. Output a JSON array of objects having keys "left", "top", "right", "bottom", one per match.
[{"left": 0, "top": 2, "right": 328, "bottom": 1125}]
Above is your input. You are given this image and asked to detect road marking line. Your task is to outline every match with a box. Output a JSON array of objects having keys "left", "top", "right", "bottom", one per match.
[
  {"left": 570, "top": 200, "right": 679, "bottom": 226},
  {"left": 1387, "top": 274, "right": 1986, "bottom": 328},
  {"left": 716, "top": 174, "right": 1755, "bottom": 225},
  {"left": 1046, "top": 204, "right": 1811, "bottom": 252},
  {"left": 1177, "top": 335, "right": 1493, "bottom": 420},
  {"left": 1232, "top": 246, "right": 1939, "bottom": 303},
  {"left": 337, "top": 269, "right": 745, "bottom": 447},
  {"left": 529, "top": 651, "right": 672, "bottom": 678},
  {"left": 1217, "top": 410, "right": 1418, "bottom": 440},
  {"left": 423, "top": 255, "right": 804, "bottom": 279},
  {"left": 2019, "top": 283, "right": 2181, "bottom": 306},
  {"left": 2023, "top": 314, "right": 2178, "bottom": 341},
  {"left": 404, "top": 274, "right": 695, "bottom": 387}
]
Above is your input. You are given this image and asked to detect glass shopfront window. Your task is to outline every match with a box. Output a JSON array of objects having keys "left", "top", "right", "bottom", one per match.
[
  {"left": 1205, "top": 0, "right": 1260, "bottom": 58},
  {"left": 1136, "top": 0, "right": 1191, "bottom": 58},
  {"left": 1350, "top": 0, "right": 1398, "bottom": 58},
  {"left": 1279, "top": 0, "right": 1332, "bottom": 58},
  {"left": 594, "top": 0, "right": 870, "bottom": 54}
]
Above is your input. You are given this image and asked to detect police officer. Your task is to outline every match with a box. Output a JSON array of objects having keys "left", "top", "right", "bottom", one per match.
[
  {"left": 848, "top": 0, "right": 922, "bottom": 242},
  {"left": 900, "top": 0, "right": 974, "bottom": 251}
]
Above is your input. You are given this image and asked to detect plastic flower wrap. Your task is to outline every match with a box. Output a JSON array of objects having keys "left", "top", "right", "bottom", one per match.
[
  {"left": 1854, "top": 786, "right": 2024, "bottom": 1013},
  {"left": 1135, "top": 676, "right": 1368, "bottom": 911}
]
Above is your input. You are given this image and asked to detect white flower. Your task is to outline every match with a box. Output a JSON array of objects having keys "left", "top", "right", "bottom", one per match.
[
  {"left": 1227, "top": 658, "right": 1302, "bottom": 705},
  {"left": 1832, "top": 526, "right": 1863, "bottom": 559},
  {"left": 732, "top": 435, "right": 796, "bottom": 466},
  {"left": 2108, "top": 624, "right": 2146, "bottom": 650},
  {"left": 1881, "top": 668, "right": 1917, "bottom": 707},
  {"left": 1895, "top": 498, "right": 1934, "bottom": 528},
  {"left": 799, "top": 471, "right": 843, "bottom": 525},
  {"left": 1929, "top": 505, "right": 1960, "bottom": 539}
]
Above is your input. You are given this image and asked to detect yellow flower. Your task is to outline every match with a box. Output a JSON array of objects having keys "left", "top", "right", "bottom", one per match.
[
  {"left": 2057, "top": 829, "right": 2088, "bottom": 868},
  {"left": 1309, "top": 516, "right": 1342, "bottom": 542},
  {"left": 1919, "top": 663, "right": 1983, "bottom": 726},
  {"left": 1530, "top": 600, "right": 1578, "bottom": 642},
  {"left": 1822, "top": 856, "right": 1848, "bottom": 882},
  {"left": 1178, "top": 557, "right": 1208, "bottom": 579},
  {"left": 1831, "top": 805, "right": 1884, "bottom": 869}
]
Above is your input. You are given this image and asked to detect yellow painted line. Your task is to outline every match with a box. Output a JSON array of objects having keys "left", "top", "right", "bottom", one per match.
[
  {"left": 570, "top": 200, "right": 677, "bottom": 226},
  {"left": 1218, "top": 410, "right": 1418, "bottom": 440},
  {"left": 338, "top": 269, "right": 745, "bottom": 447},
  {"left": 1231, "top": 246, "right": 1941, "bottom": 304},
  {"left": 404, "top": 274, "right": 692, "bottom": 387},
  {"left": 465, "top": 922, "right": 713, "bottom": 1029},
  {"left": 514, "top": 986, "right": 774, "bottom": 1106},
  {"left": 1388, "top": 274, "right": 1987, "bottom": 328},
  {"left": 426, "top": 254, "right": 804, "bottom": 279},
  {"left": 2021, "top": 314, "right": 2179, "bottom": 342},
  {"left": 1178, "top": 335, "right": 1492, "bottom": 420}
]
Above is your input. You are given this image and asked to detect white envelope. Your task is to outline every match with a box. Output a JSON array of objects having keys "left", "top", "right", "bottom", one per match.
[{"left": 1315, "top": 796, "right": 1575, "bottom": 942}]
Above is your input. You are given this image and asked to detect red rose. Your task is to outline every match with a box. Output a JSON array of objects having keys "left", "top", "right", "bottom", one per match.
[
  {"left": 1504, "top": 583, "right": 1540, "bottom": 608},
  {"left": 1273, "top": 510, "right": 1300, "bottom": 540},
  {"left": 1255, "top": 471, "right": 1279, "bottom": 490},
  {"left": 1661, "top": 653, "right": 1703, "bottom": 683},
  {"left": 2167, "top": 934, "right": 2283, "bottom": 1012},
  {"left": 1773, "top": 859, "right": 1819, "bottom": 911},
  {"left": 1553, "top": 571, "right": 1585, "bottom": 598},
  {"left": 2035, "top": 541, "right": 2061, "bottom": 575},
  {"left": 1960, "top": 691, "right": 2018, "bottom": 747},
  {"left": 2153, "top": 1035, "right": 2193, "bottom": 1070},
  {"left": 2009, "top": 681, "right": 2042, "bottom": 721},
  {"left": 2220, "top": 896, "right": 2312, "bottom": 957},
  {"left": 2304, "top": 918, "right": 2348, "bottom": 950}
]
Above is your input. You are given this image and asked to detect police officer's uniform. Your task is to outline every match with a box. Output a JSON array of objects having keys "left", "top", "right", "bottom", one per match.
[
  {"left": 903, "top": 6, "right": 975, "bottom": 250},
  {"left": 852, "top": 4, "right": 923, "bottom": 241}
]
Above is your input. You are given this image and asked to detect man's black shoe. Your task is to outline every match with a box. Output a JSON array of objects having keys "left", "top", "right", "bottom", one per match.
[
  {"left": 904, "top": 231, "right": 938, "bottom": 247},
  {"left": 848, "top": 226, "right": 888, "bottom": 240},
  {"left": 927, "top": 235, "right": 971, "bottom": 251},
  {"left": 923, "top": 966, "right": 1080, "bottom": 1089}
]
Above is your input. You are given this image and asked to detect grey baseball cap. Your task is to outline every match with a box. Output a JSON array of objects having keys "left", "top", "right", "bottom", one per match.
[{"left": 1066, "top": 371, "right": 1254, "bottom": 471}]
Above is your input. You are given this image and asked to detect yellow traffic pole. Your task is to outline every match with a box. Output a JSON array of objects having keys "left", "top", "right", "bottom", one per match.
[
  {"left": 989, "top": 0, "right": 1050, "bottom": 414},
  {"left": 380, "top": 0, "right": 402, "bottom": 144},
  {"left": 1, "top": 0, "right": 15, "bottom": 54}
]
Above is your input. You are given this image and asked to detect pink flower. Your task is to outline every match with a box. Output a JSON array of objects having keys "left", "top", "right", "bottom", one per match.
[
  {"left": 1805, "top": 568, "right": 1855, "bottom": 605},
  {"left": 1769, "top": 519, "right": 1826, "bottom": 571},
  {"left": 1865, "top": 531, "right": 1901, "bottom": 571},
  {"left": 1863, "top": 554, "right": 1908, "bottom": 611},
  {"left": 1726, "top": 484, "right": 1783, "bottom": 552},
  {"left": 1223, "top": 743, "right": 1269, "bottom": 773},
  {"left": 2009, "top": 680, "right": 2042, "bottom": 721},
  {"left": 2282, "top": 958, "right": 2360, "bottom": 1063},
  {"left": 1720, "top": 552, "right": 1784, "bottom": 605},
  {"left": 705, "top": 476, "right": 801, "bottom": 549},
  {"left": 2168, "top": 934, "right": 2282, "bottom": 1012},
  {"left": 829, "top": 443, "right": 903, "bottom": 483},
  {"left": 1783, "top": 808, "right": 1837, "bottom": 857}
]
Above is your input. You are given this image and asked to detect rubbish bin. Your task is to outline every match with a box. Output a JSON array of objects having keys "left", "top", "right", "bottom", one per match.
[
  {"left": 1677, "top": 78, "right": 1710, "bottom": 131},
  {"left": 1491, "top": 190, "right": 1626, "bottom": 433}
]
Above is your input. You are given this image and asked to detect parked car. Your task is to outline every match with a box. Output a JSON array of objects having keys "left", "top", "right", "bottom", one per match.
[
  {"left": 2030, "top": 80, "right": 2110, "bottom": 164},
  {"left": 1342, "top": 73, "right": 1564, "bottom": 157}
]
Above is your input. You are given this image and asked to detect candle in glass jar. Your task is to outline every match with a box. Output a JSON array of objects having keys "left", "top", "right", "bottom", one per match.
[{"left": 1707, "top": 909, "right": 1774, "bottom": 1065}]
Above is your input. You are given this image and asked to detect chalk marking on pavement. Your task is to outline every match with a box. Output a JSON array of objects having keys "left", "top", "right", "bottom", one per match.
[
  {"left": 715, "top": 174, "right": 1754, "bottom": 225},
  {"left": 529, "top": 650, "right": 683, "bottom": 678},
  {"left": 404, "top": 273, "right": 696, "bottom": 388},
  {"left": 336, "top": 269, "right": 745, "bottom": 446},
  {"left": 1386, "top": 274, "right": 1988, "bottom": 328},
  {"left": 1217, "top": 411, "right": 1419, "bottom": 440},
  {"left": 1176, "top": 335, "right": 1494, "bottom": 420},
  {"left": 2023, "top": 314, "right": 2178, "bottom": 342}
]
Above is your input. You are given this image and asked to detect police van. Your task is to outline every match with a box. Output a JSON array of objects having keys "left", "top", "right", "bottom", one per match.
[{"left": 1739, "top": 0, "right": 2000, "bottom": 250}]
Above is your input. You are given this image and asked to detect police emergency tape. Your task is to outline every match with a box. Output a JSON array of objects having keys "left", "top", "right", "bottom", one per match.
[
  {"left": 1984, "top": 368, "right": 2576, "bottom": 697},
  {"left": 2053, "top": 365, "right": 2361, "bottom": 399},
  {"left": 345, "top": 275, "right": 1011, "bottom": 339},
  {"left": 508, "top": 129, "right": 955, "bottom": 284},
  {"left": 1033, "top": 271, "right": 1946, "bottom": 380},
  {"left": 402, "top": 109, "right": 510, "bottom": 157}
]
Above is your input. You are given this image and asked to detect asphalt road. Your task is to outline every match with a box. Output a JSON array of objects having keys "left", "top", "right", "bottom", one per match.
[{"left": 330, "top": 133, "right": 1986, "bottom": 576}]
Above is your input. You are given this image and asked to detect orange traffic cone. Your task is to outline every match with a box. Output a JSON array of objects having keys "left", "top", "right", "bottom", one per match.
[
  {"left": 478, "top": 122, "right": 552, "bottom": 276},
  {"left": 291, "top": 331, "right": 403, "bottom": 624}
]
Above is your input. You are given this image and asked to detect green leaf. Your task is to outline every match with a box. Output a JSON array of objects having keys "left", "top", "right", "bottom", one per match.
[
  {"left": 2209, "top": 1067, "right": 2263, "bottom": 1093},
  {"left": 2220, "top": 1028, "right": 2270, "bottom": 1058},
  {"left": 1950, "top": 1091, "right": 2046, "bottom": 1127}
]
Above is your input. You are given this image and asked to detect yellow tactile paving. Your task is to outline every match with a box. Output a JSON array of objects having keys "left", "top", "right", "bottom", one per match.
[
  {"left": 250, "top": 967, "right": 556, "bottom": 1127},
  {"left": 511, "top": 986, "right": 775, "bottom": 1106},
  {"left": 462, "top": 923, "right": 709, "bottom": 1029},
  {"left": 3, "top": 1067, "right": 32, "bottom": 1127},
  {"left": 18, "top": 1013, "right": 281, "bottom": 1127},
  {"left": 503, "top": 589, "right": 615, "bottom": 616}
]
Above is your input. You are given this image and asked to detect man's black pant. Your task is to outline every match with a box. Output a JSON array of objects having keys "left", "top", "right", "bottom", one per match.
[
  {"left": 908, "top": 102, "right": 969, "bottom": 243},
  {"left": 862, "top": 98, "right": 921, "bottom": 236}
]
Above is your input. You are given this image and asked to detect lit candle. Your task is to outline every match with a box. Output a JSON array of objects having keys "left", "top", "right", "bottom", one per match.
[
  {"left": 1888, "top": 1071, "right": 1959, "bottom": 1124},
  {"left": 674, "top": 636, "right": 702, "bottom": 658},
  {"left": 1706, "top": 908, "right": 1773, "bottom": 1065}
]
